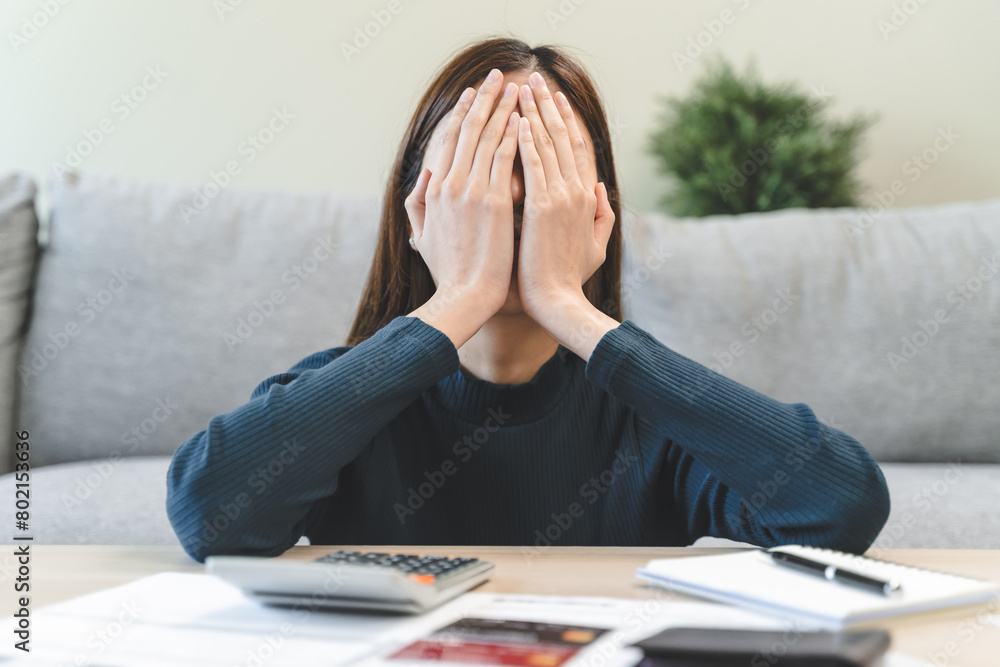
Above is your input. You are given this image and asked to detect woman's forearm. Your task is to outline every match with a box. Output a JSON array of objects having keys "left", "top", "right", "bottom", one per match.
[{"left": 165, "top": 315, "right": 459, "bottom": 562}]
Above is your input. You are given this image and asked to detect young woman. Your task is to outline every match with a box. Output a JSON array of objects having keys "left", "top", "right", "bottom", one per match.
[{"left": 166, "top": 37, "right": 890, "bottom": 563}]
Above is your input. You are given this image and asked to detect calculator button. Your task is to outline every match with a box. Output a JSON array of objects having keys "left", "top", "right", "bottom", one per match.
[{"left": 408, "top": 574, "right": 436, "bottom": 584}]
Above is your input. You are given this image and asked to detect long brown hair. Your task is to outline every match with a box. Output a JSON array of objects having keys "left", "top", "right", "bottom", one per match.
[{"left": 345, "top": 36, "right": 623, "bottom": 346}]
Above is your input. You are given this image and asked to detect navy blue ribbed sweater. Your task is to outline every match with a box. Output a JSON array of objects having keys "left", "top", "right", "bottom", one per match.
[{"left": 165, "top": 315, "right": 891, "bottom": 563}]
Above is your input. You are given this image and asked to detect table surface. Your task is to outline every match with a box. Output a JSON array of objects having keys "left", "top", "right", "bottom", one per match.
[{"left": 4, "top": 545, "right": 999, "bottom": 665}]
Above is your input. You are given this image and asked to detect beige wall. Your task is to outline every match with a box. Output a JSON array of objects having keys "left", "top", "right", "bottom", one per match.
[{"left": 2, "top": 0, "right": 998, "bottom": 224}]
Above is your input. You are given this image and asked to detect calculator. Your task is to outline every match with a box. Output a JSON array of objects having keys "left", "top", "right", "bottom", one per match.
[{"left": 205, "top": 550, "right": 495, "bottom": 614}]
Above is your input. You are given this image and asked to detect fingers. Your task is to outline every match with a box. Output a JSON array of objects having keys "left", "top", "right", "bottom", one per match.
[
  {"left": 473, "top": 81, "right": 520, "bottom": 181},
  {"left": 517, "top": 82, "right": 563, "bottom": 185},
  {"left": 490, "top": 111, "right": 520, "bottom": 189},
  {"left": 554, "top": 91, "right": 593, "bottom": 189},
  {"left": 524, "top": 72, "right": 578, "bottom": 183},
  {"left": 432, "top": 88, "right": 477, "bottom": 182},
  {"left": 403, "top": 166, "right": 432, "bottom": 241},
  {"left": 452, "top": 69, "right": 507, "bottom": 177},
  {"left": 593, "top": 182, "right": 616, "bottom": 253},
  {"left": 517, "top": 116, "right": 546, "bottom": 201}
]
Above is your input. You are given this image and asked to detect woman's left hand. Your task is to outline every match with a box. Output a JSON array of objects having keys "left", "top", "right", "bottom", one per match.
[{"left": 515, "top": 72, "right": 616, "bottom": 321}]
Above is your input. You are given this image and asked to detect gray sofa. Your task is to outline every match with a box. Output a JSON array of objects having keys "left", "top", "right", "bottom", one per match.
[{"left": 1, "top": 170, "right": 998, "bottom": 551}]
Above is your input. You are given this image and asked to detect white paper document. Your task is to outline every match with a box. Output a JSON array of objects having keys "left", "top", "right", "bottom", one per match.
[{"left": 0, "top": 571, "right": 922, "bottom": 666}]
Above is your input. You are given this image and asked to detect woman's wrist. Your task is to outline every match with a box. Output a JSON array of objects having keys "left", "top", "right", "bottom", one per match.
[
  {"left": 530, "top": 292, "right": 620, "bottom": 363},
  {"left": 407, "top": 287, "right": 497, "bottom": 351}
]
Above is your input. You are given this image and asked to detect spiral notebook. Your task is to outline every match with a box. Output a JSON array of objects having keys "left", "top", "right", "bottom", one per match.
[{"left": 636, "top": 544, "right": 1000, "bottom": 629}]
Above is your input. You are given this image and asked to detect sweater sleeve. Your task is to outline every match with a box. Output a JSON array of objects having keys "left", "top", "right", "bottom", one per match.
[
  {"left": 165, "top": 315, "right": 459, "bottom": 563},
  {"left": 584, "top": 319, "right": 890, "bottom": 554}
]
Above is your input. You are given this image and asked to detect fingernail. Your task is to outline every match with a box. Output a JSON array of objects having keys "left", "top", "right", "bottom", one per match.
[
  {"left": 486, "top": 69, "right": 501, "bottom": 83},
  {"left": 529, "top": 72, "right": 544, "bottom": 87},
  {"left": 520, "top": 117, "right": 530, "bottom": 132},
  {"left": 460, "top": 88, "right": 474, "bottom": 103},
  {"left": 503, "top": 82, "right": 515, "bottom": 97},
  {"left": 520, "top": 84, "right": 532, "bottom": 101}
]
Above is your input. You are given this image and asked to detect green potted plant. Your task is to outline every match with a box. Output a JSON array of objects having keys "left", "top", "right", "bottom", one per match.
[{"left": 648, "top": 57, "right": 877, "bottom": 217}]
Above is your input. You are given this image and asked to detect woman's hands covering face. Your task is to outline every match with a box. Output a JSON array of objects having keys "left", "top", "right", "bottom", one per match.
[
  {"left": 404, "top": 69, "right": 521, "bottom": 314},
  {"left": 514, "top": 72, "right": 615, "bottom": 318},
  {"left": 404, "top": 69, "right": 614, "bottom": 321}
]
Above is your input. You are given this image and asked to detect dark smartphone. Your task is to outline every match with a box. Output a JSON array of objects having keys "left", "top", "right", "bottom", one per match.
[{"left": 631, "top": 626, "right": 891, "bottom": 667}]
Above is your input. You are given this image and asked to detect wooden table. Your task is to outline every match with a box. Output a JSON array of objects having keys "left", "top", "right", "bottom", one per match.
[{"left": 4, "top": 545, "right": 999, "bottom": 665}]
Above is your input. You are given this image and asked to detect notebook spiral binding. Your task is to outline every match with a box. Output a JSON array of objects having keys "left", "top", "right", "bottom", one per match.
[{"left": 790, "top": 545, "right": 963, "bottom": 582}]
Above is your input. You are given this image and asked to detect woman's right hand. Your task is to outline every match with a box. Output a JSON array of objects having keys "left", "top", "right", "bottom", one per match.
[{"left": 405, "top": 68, "right": 521, "bottom": 317}]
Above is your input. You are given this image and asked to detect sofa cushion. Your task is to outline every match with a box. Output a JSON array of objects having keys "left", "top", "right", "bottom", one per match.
[
  {"left": 17, "top": 171, "right": 380, "bottom": 466},
  {"left": 0, "top": 453, "right": 311, "bottom": 546},
  {"left": 621, "top": 199, "right": 1000, "bottom": 462},
  {"left": 0, "top": 173, "right": 40, "bottom": 475},
  {"left": 0, "top": 456, "right": 178, "bottom": 544},
  {"left": 868, "top": 462, "right": 1000, "bottom": 550}
]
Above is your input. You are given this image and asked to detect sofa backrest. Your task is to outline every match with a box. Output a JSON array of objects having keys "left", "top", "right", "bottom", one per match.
[
  {"left": 0, "top": 173, "right": 40, "bottom": 475},
  {"left": 15, "top": 170, "right": 1000, "bottom": 469},
  {"left": 17, "top": 171, "right": 380, "bottom": 467},
  {"left": 620, "top": 198, "right": 1000, "bottom": 463}
]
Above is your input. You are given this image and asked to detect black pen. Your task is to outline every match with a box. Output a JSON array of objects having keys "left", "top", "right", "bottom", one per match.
[{"left": 764, "top": 549, "right": 903, "bottom": 596}]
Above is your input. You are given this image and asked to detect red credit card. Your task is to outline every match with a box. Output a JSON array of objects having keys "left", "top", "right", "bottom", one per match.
[{"left": 387, "top": 617, "right": 608, "bottom": 666}]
